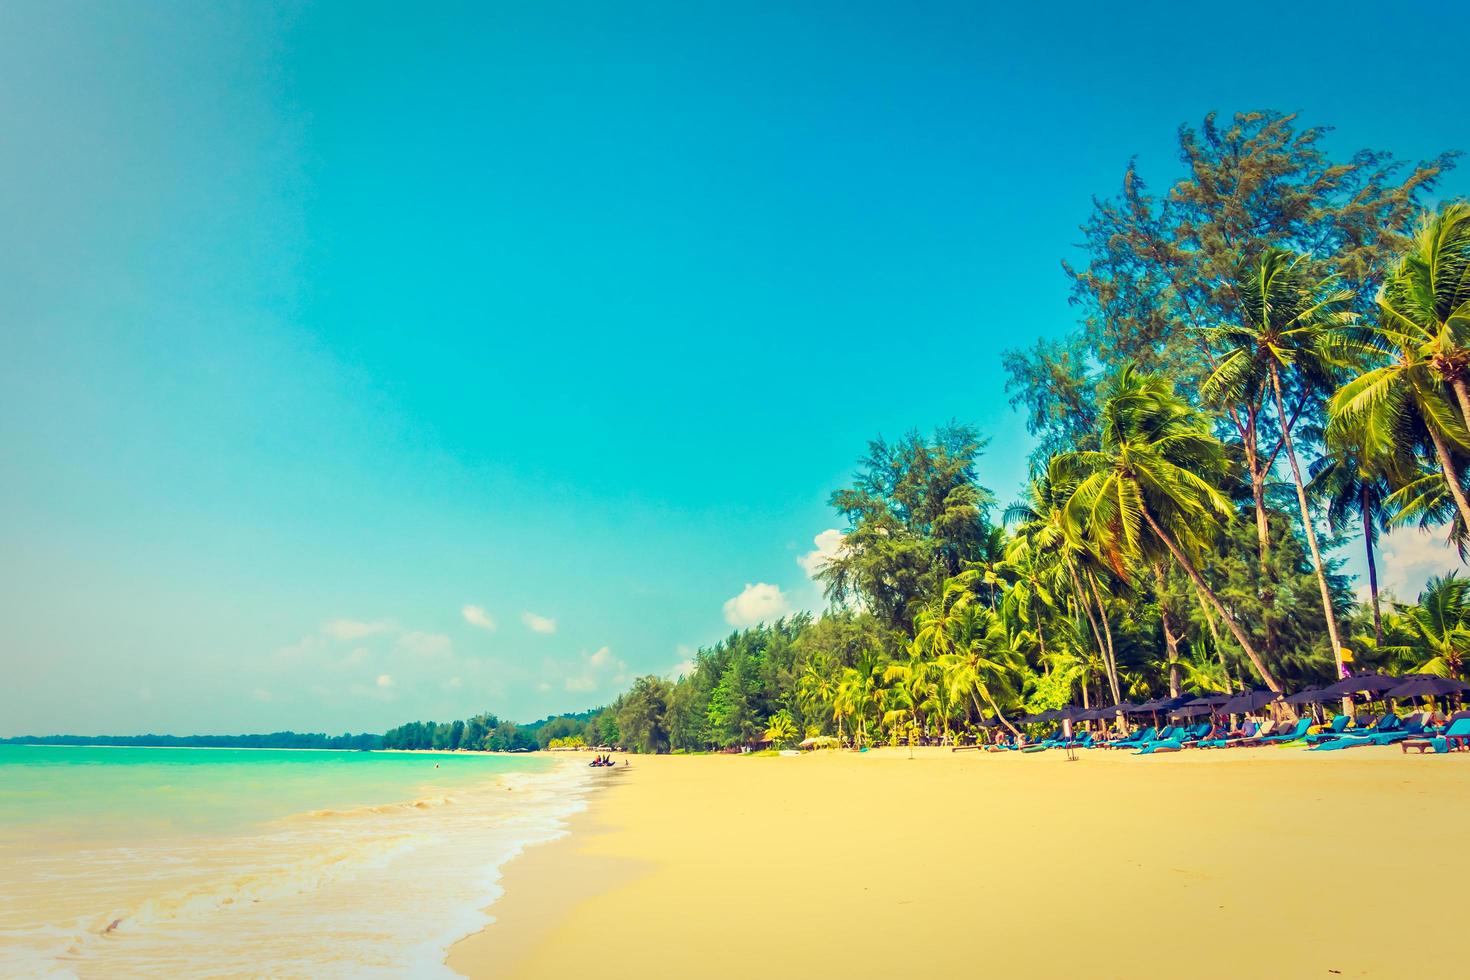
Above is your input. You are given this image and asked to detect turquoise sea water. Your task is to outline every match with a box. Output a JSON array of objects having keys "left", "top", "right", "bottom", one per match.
[
  {"left": 0, "top": 745, "right": 589, "bottom": 978},
  {"left": 0, "top": 744, "right": 550, "bottom": 842}
]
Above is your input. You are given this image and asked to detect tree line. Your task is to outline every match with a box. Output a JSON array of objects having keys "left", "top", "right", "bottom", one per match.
[
  {"left": 587, "top": 110, "right": 1470, "bottom": 752},
  {"left": 380, "top": 709, "right": 602, "bottom": 752}
]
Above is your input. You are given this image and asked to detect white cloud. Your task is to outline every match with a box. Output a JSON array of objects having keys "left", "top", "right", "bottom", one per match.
[
  {"left": 723, "top": 582, "right": 791, "bottom": 627},
  {"left": 252, "top": 688, "right": 272, "bottom": 702},
  {"left": 461, "top": 605, "right": 497, "bottom": 631},
  {"left": 798, "top": 528, "right": 846, "bottom": 578},
  {"left": 565, "top": 645, "right": 628, "bottom": 693},
  {"left": 376, "top": 674, "right": 394, "bottom": 689},
  {"left": 522, "top": 612, "right": 557, "bottom": 634},
  {"left": 397, "top": 631, "right": 452, "bottom": 657},
  {"left": 1377, "top": 525, "right": 1465, "bottom": 600},
  {"left": 324, "top": 619, "right": 394, "bottom": 641},
  {"left": 446, "top": 676, "right": 462, "bottom": 689}
]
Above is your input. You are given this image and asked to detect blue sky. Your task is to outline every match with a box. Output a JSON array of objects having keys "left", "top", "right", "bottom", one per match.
[{"left": 3, "top": 1, "right": 1467, "bottom": 736}]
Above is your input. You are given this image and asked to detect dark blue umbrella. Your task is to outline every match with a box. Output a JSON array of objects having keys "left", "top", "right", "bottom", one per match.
[
  {"left": 1285, "top": 688, "right": 1334, "bottom": 706},
  {"left": 1321, "top": 673, "right": 1402, "bottom": 697},
  {"left": 1385, "top": 676, "right": 1470, "bottom": 699},
  {"left": 1221, "top": 690, "right": 1281, "bottom": 714}
]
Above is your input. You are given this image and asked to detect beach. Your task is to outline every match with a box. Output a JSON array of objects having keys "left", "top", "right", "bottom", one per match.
[
  {"left": 0, "top": 746, "right": 591, "bottom": 978},
  {"left": 451, "top": 747, "right": 1470, "bottom": 979}
]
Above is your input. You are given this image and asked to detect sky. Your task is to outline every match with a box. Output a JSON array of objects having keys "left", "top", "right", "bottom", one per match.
[{"left": 3, "top": 1, "right": 1468, "bottom": 736}]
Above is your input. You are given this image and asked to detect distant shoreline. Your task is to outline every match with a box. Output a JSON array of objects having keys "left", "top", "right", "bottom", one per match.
[{"left": 1, "top": 741, "right": 542, "bottom": 755}]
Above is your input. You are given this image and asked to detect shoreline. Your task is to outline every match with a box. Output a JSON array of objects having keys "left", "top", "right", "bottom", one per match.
[
  {"left": 451, "top": 746, "right": 1470, "bottom": 979},
  {"left": 446, "top": 764, "right": 644, "bottom": 978}
]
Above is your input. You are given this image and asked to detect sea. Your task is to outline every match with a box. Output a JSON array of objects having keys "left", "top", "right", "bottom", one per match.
[{"left": 0, "top": 744, "right": 591, "bottom": 978}]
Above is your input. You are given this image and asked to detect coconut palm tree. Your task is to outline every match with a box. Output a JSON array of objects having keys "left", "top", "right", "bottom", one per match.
[
  {"left": 1004, "top": 468, "right": 1123, "bottom": 703},
  {"left": 1378, "top": 203, "right": 1470, "bottom": 422},
  {"left": 763, "top": 711, "right": 797, "bottom": 748},
  {"left": 1054, "top": 366, "right": 1285, "bottom": 692},
  {"left": 882, "top": 649, "right": 938, "bottom": 745},
  {"left": 943, "top": 621, "right": 1022, "bottom": 738},
  {"left": 1203, "top": 248, "right": 1361, "bottom": 681},
  {"left": 1385, "top": 574, "right": 1470, "bottom": 680},
  {"left": 1332, "top": 205, "right": 1470, "bottom": 531}
]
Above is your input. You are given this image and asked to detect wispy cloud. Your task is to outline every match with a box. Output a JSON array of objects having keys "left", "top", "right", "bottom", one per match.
[
  {"left": 723, "top": 582, "right": 790, "bottom": 627},
  {"left": 323, "top": 619, "right": 394, "bottom": 641},
  {"left": 461, "top": 605, "right": 497, "bottom": 631},
  {"left": 565, "top": 645, "right": 628, "bottom": 693},
  {"left": 396, "top": 631, "right": 452, "bottom": 657},
  {"left": 522, "top": 611, "right": 557, "bottom": 634},
  {"left": 376, "top": 674, "right": 394, "bottom": 689}
]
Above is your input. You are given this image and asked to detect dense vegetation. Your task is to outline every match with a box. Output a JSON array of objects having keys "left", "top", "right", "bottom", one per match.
[
  {"left": 380, "top": 709, "right": 602, "bottom": 752},
  {"left": 585, "top": 110, "right": 1470, "bottom": 752}
]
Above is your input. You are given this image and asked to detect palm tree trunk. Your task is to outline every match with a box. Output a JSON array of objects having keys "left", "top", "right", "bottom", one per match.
[
  {"left": 1188, "top": 578, "right": 1232, "bottom": 690},
  {"left": 1139, "top": 505, "right": 1284, "bottom": 693},
  {"left": 1241, "top": 408, "right": 1278, "bottom": 658},
  {"left": 1269, "top": 366, "right": 1345, "bottom": 681},
  {"left": 975, "top": 691, "right": 1020, "bottom": 738},
  {"left": 1451, "top": 378, "right": 1470, "bottom": 433},
  {"left": 1086, "top": 570, "right": 1125, "bottom": 726},
  {"left": 1362, "top": 485, "right": 1383, "bottom": 648},
  {"left": 1153, "top": 562, "right": 1181, "bottom": 697},
  {"left": 1426, "top": 422, "right": 1470, "bottom": 534},
  {"left": 1067, "top": 559, "right": 1117, "bottom": 702}
]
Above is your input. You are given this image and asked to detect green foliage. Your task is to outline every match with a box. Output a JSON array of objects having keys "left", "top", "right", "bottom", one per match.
[{"left": 493, "top": 112, "right": 1468, "bottom": 753}]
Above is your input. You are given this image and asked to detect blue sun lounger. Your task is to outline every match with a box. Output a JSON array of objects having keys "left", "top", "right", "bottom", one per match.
[
  {"left": 1254, "top": 717, "right": 1311, "bottom": 744},
  {"left": 1402, "top": 717, "right": 1470, "bottom": 754},
  {"left": 1307, "top": 713, "right": 1398, "bottom": 746}
]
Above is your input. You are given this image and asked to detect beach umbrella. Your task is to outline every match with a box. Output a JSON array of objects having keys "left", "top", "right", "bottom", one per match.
[
  {"left": 1185, "top": 693, "right": 1233, "bottom": 707},
  {"left": 1284, "top": 688, "right": 1333, "bottom": 706},
  {"left": 1385, "top": 676, "right": 1470, "bottom": 700},
  {"left": 1031, "top": 709, "right": 1062, "bottom": 725},
  {"left": 1221, "top": 690, "right": 1280, "bottom": 714},
  {"left": 1169, "top": 702, "right": 1214, "bottom": 719},
  {"left": 1321, "top": 673, "right": 1402, "bottom": 697}
]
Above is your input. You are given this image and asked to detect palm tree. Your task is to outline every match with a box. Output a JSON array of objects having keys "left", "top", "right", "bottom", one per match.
[
  {"left": 797, "top": 655, "right": 838, "bottom": 734},
  {"left": 835, "top": 650, "right": 883, "bottom": 748},
  {"left": 1005, "top": 469, "right": 1123, "bottom": 704},
  {"left": 1387, "top": 574, "right": 1470, "bottom": 680},
  {"left": 882, "top": 649, "right": 937, "bottom": 745},
  {"left": 1378, "top": 203, "right": 1470, "bottom": 423},
  {"left": 911, "top": 584, "right": 1022, "bottom": 736},
  {"left": 1308, "top": 445, "right": 1394, "bottom": 645},
  {"left": 1332, "top": 205, "right": 1470, "bottom": 531},
  {"left": 763, "top": 711, "right": 797, "bottom": 748},
  {"left": 1204, "top": 248, "right": 1360, "bottom": 681},
  {"left": 1055, "top": 366, "right": 1285, "bottom": 692}
]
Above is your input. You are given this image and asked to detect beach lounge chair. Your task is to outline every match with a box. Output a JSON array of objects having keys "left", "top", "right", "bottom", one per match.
[
  {"left": 1198, "top": 720, "right": 1263, "bottom": 749},
  {"left": 1402, "top": 717, "right": 1470, "bottom": 754},
  {"left": 1308, "top": 713, "right": 1407, "bottom": 751},
  {"left": 1105, "top": 726, "right": 1154, "bottom": 750},
  {"left": 1254, "top": 718, "right": 1311, "bottom": 745},
  {"left": 1307, "top": 712, "right": 1398, "bottom": 746}
]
